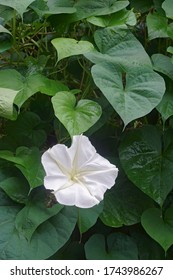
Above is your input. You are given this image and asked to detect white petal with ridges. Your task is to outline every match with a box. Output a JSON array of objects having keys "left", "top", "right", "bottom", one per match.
[{"left": 41, "top": 135, "right": 118, "bottom": 208}]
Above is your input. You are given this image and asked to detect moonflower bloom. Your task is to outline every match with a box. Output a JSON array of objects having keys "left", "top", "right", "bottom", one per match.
[{"left": 41, "top": 135, "right": 118, "bottom": 208}]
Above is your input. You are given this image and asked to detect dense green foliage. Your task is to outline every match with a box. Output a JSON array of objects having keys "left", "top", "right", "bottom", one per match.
[{"left": 0, "top": 0, "right": 173, "bottom": 259}]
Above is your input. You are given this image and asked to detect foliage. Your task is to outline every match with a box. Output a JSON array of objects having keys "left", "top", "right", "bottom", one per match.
[{"left": 0, "top": 0, "right": 173, "bottom": 259}]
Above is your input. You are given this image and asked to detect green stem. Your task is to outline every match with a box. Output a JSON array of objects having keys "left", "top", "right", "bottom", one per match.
[{"left": 12, "top": 10, "right": 17, "bottom": 45}]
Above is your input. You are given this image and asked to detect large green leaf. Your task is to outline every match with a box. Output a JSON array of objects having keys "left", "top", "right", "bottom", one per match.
[
  {"left": 5, "top": 111, "right": 47, "bottom": 149},
  {"left": 100, "top": 173, "right": 154, "bottom": 227},
  {"left": 85, "top": 27, "right": 152, "bottom": 67},
  {"left": 0, "top": 176, "right": 30, "bottom": 204},
  {"left": 152, "top": 54, "right": 173, "bottom": 80},
  {"left": 52, "top": 91, "right": 102, "bottom": 137},
  {"left": 0, "top": 88, "right": 19, "bottom": 120},
  {"left": 119, "top": 126, "right": 173, "bottom": 206},
  {"left": 51, "top": 38, "right": 95, "bottom": 62},
  {"left": 47, "top": 0, "right": 76, "bottom": 14},
  {"left": 0, "top": 24, "right": 13, "bottom": 52},
  {"left": 77, "top": 202, "right": 103, "bottom": 234},
  {"left": 87, "top": 9, "right": 136, "bottom": 28},
  {"left": 146, "top": 12, "right": 168, "bottom": 40},
  {"left": 72, "top": 0, "right": 129, "bottom": 21},
  {"left": 0, "top": 189, "right": 77, "bottom": 259},
  {"left": 157, "top": 80, "right": 173, "bottom": 122},
  {"left": 162, "top": 0, "right": 173, "bottom": 19},
  {"left": 85, "top": 233, "right": 138, "bottom": 260},
  {"left": 141, "top": 207, "right": 173, "bottom": 252},
  {"left": 15, "top": 188, "right": 63, "bottom": 241},
  {"left": 0, "top": 0, "right": 35, "bottom": 17},
  {"left": 0, "top": 147, "right": 45, "bottom": 189},
  {"left": 0, "top": 69, "right": 68, "bottom": 115},
  {"left": 92, "top": 62, "right": 165, "bottom": 126}
]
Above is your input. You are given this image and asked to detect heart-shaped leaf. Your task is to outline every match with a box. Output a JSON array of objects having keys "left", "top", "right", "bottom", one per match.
[
  {"left": 162, "top": 0, "right": 173, "bottom": 19},
  {"left": 72, "top": 0, "right": 129, "bottom": 21},
  {"left": 141, "top": 207, "right": 173, "bottom": 252},
  {"left": 0, "top": 188, "right": 77, "bottom": 259},
  {"left": 15, "top": 188, "right": 63, "bottom": 241},
  {"left": 92, "top": 62, "right": 165, "bottom": 126},
  {"left": 0, "top": 0, "right": 35, "bottom": 18},
  {"left": 52, "top": 91, "right": 102, "bottom": 137},
  {"left": 119, "top": 125, "right": 173, "bottom": 206},
  {"left": 85, "top": 233, "right": 138, "bottom": 260},
  {"left": 85, "top": 27, "right": 152, "bottom": 67},
  {"left": 146, "top": 12, "right": 168, "bottom": 40},
  {"left": 0, "top": 69, "right": 68, "bottom": 118},
  {"left": 51, "top": 38, "right": 95, "bottom": 62}
]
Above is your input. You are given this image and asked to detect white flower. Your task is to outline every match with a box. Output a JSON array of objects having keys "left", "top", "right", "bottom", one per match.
[{"left": 41, "top": 135, "right": 118, "bottom": 208}]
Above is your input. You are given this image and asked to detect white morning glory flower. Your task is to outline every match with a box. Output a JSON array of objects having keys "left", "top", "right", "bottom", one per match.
[{"left": 41, "top": 135, "right": 118, "bottom": 208}]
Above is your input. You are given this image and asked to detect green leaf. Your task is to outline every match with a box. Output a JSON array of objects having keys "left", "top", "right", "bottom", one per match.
[
  {"left": 0, "top": 147, "right": 45, "bottom": 189},
  {"left": 0, "top": 199, "right": 77, "bottom": 259},
  {"left": 129, "top": 0, "right": 153, "bottom": 13},
  {"left": 0, "top": 88, "right": 19, "bottom": 120},
  {"left": 0, "top": 176, "right": 29, "bottom": 204},
  {"left": 130, "top": 229, "right": 165, "bottom": 260},
  {"left": 119, "top": 125, "right": 173, "bottom": 206},
  {"left": 92, "top": 62, "right": 165, "bottom": 127},
  {"left": 157, "top": 80, "right": 173, "bottom": 121},
  {"left": 100, "top": 174, "right": 154, "bottom": 227},
  {"left": 14, "top": 73, "right": 68, "bottom": 108},
  {"left": 15, "top": 188, "right": 63, "bottom": 241},
  {"left": 0, "top": 0, "right": 36, "bottom": 18},
  {"left": 51, "top": 38, "right": 95, "bottom": 62},
  {"left": 78, "top": 202, "right": 103, "bottom": 233},
  {"left": 6, "top": 112, "right": 47, "bottom": 148},
  {"left": 87, "top": 9, "right": 136, "bottom": 28},
  {"left": 152, "top": 54, "right": 173, "bottom": 80},
  {"left": 141, "top": 207, "right": 173, "bottom": 252},
  {"left": 0, "top": 24, "right": 13, "bottom": 52},
  {"left": 162, "top": 0, "right": 173, "bottom": 19},
  {"left": 85, "top": 27, "right": 152, "bottom": 67},
  {"left": 146, "top": 12, "right": 168, "bottom": 40},
  {"left": 46, "top": 0, "right": 76, "bottom": 14},
  {"left": 85, "top": 233, "right": 138, "bottom": 260},
  {"left": 52, "top": 91, "right": 102, "bottom": 137},
  {"left": 0, "top": 69, "right": 68, "bottom": 119},
  {"left": 72, "top": 0, "right": 129, "bottom": 21}
]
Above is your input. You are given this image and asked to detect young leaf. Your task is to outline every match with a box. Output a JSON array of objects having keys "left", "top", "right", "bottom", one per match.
[
  {"left": 51, "top": 38, "right": 95, "bottom": 62},
  {"left": 52, "top": 91, "right": 102, "bottom": 137}
]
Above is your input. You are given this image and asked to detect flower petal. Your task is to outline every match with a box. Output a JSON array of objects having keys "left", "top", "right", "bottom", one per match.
[
  {"left": 41, "top": 143, "right": 72, "bottom": 177},
  {"left": 44, "top": 175, "right": 69, "bottom": 192},
  {"left": 53, "top": 182, "right": 100, "bottom": 208},
  {"left": 68, "top": 135, "right": 96, "bottom": 170}
]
